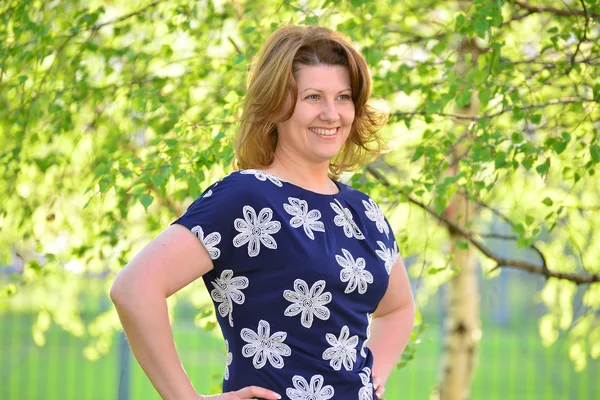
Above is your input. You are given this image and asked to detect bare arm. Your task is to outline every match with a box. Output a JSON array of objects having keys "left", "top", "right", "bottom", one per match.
[
  {"left": 367, "top": 255, "right": 415, "bottom": 397},
  {"left": 110, "top": 224, "right": 211, "bottom": 400},
  {"left": 110, "top": 224, "right": 282, "bottom": 400}
]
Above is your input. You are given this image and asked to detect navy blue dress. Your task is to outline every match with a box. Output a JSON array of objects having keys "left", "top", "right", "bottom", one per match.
[{"left": 173, "top": 169, "right": 399, "bottom": 399}]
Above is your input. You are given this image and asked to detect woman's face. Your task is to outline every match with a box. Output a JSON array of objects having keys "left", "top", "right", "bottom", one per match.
[{"left": 275, "top": 65, "right": 355, "bottom": 165}]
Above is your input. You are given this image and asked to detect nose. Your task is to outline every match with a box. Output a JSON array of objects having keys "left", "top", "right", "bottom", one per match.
[{"left": 320, "top": 99, "right": 340, "bottom": 122}]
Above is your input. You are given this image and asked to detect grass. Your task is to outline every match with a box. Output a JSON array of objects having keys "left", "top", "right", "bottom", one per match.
[{"left": 1, "top": 311, "right": 598, "bottom": 400}]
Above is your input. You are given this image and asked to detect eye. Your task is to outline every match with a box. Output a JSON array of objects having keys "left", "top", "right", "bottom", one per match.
[
  {"left": 305, "top": 94, "right": 320, "bottom": 100},
  {"left": 338, "top": 94, "right": 352, "bottom": 101}
]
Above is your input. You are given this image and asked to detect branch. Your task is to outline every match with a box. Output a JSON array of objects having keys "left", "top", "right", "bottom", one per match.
[
  {"left": 568, "top": 0, "right": 590, "bottom": 72},
  {"left": 228, "top": 36, "right": 243, "bottom": 55},
  {"left": 366, "top": 166, "right": 600, "bottom": 285},
  {"left": 391, "top": 97, "right": 590, "bottom": 121},
  {"left": 92, "top": 0, "right": 167, "bottom": 31},
  {"left": 514, "top": 1, "right": 600, "bottom": 19}
]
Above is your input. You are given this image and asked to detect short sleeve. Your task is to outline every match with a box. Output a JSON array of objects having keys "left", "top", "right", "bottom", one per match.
[{"left": 171, "top": 175, "right": 240, "bottom": 274}]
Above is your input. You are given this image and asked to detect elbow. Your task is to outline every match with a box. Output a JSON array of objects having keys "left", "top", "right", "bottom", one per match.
[
  {"left": 109, "top": 278, "right": 127, "bottom": 306},
  {"left": 109, "top": 268, "right": 163, "bottom": 307},
  {"left": 109, "top": 271, "right": 138, "bottom": 307}
]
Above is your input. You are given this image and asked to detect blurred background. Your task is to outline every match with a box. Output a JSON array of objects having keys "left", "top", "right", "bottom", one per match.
[{"left": 1, "top": 0, "right": 599, "bottom": 399}]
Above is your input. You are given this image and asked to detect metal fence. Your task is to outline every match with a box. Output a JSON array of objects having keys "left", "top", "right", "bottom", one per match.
[{"left": 1, "top": 269, "right": 599, "bottom": 399}]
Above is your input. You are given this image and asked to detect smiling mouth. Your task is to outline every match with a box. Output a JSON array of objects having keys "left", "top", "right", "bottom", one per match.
[{"left": 309, "top": 127, "right": 338, "bottom": 136}]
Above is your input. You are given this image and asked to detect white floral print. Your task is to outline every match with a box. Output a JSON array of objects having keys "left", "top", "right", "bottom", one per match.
[
  {"left": 241, "top": 319, "right": 291, "bottom": 369},
  {"left": 358, "top": 366, "right": 374, "bottom": 400},
  {"left": 286, "top": 374, "right": 335, "bottom": 400},
  {"left": 203, "top": 181, "right": 219, "bottom": 198},
  {"left": 241, "top": 169, "right": 284, "bottom": 187},
  {"left": 375, "top": 240, "right": 399, "bottom": 274},
  {"left": 322, "top": 325, "right": 359, "bottom": 371},
  {"left": 233, "top": 205, "right": 281, "bottom": 257},
  {"left": 224, "top": 339, "right": 232, "bottom": 380},
  {"left": 361, "top": 315, "right": 371, "bottom": 358},
  {"left": 191, "top": 225, "right": 221, "bottom": 260},
  {"left": 330, "top": 199, "right": 364, "bottom": 240},
  {"left": 335, "top": 248, "right": 374, "bottom": 294},
  {"left": 363, "top": 198, "right": 389, "bottom": 238},
  {"left": 284, "top": 197, "right": 325, "bottom": 240},
  {"left": 210, "top": 270, "right": 249, "bottom": 327},
  {"left": 283, "top": 279, "right": 332, "bottom": 328}
]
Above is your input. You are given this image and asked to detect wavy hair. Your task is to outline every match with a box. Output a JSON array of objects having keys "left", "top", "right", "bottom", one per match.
[{"left": 235, "top": 25, "right": 388, "bottom": 178}]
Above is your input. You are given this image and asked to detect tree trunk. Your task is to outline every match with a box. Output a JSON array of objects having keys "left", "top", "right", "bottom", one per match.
[
  {"left": 434, "top": 188, "right": 481, "bottom": 400},
  {"left": 433, "top": 3, "right": 483, "bottom": 397}
]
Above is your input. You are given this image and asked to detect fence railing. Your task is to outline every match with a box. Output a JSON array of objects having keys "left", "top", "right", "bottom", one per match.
[{"left": 2, "top": 307, "right": 598, "bottom": 400}]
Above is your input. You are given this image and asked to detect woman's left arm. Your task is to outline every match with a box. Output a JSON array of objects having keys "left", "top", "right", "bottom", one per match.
[{"left": 368, "top": 255, "right": 415, "bottom": 397}]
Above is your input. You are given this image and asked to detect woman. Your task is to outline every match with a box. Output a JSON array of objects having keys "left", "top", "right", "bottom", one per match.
[{"left": 110, "top": 25, "right": 415, "bottom": 400}]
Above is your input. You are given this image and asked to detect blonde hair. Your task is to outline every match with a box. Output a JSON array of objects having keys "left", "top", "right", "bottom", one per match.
[{"left": 235, "top": 25, "right": 388, "bottom": 178}]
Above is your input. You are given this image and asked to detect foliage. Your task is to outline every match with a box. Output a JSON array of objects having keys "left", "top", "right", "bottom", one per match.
[{"left": 1, "top": 0, "right": 599, "bottom": 374}]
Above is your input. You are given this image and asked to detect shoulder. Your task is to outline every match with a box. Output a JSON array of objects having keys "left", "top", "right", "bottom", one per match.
[
  {"left": 184, "top": 170, "right": 282, "bottom": 213},
  {"left": 338, "top": 181, "right": 378, "bottom": 206},
  {"left": 339, "top": 182, "right": 391, "bottom": 225}
]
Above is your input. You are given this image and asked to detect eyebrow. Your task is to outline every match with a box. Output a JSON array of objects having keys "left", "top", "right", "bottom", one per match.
[{"left": 302, "top": 88, "right": 352, "bottom": 93}]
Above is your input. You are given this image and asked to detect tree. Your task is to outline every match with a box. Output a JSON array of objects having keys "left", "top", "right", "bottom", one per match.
[{"left": 1, "top": 0, "right": 599, "bottom": 398}]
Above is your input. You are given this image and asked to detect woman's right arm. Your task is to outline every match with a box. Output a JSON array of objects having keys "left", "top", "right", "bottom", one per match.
[{"left": 110, "top": 224, "right": 281, "bottom": 400}]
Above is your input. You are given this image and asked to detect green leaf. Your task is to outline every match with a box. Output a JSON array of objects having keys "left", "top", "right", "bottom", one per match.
[
  {"left": 456, "top": 91, "right": 472, "bottom": 108},
  {"left": 526, "top": 215, "right": 535, "bottom": 226},
  {"left": 188, "top": 177, "right": 201, "bottom": 199},
  {"left": 428, "top": 266, "right": 447, "bottom": 275},
  {"left": 412, "top": 145, "right": 425, "bottom": 162},
  {"left": 150, "top": 173, "right": 166, "bottom": 189},
  {"left": 542, "top": 197, "right": 554, "bottom": 206},
  {"left": 590, "top": 146, "right": 600, "bottom": 163},
  {"left": 224, "top": 90, "right": 239, "bottom": 104},
  {"left": 139, "top": 194, "right": 154, "bottom": 210},
  {"left": 530, "top": 114, "right": 542, "bottom": 124},
  {"left": 536, "top": 159, "right": 550, "bottom": 176},
  {"left": 551, "top": 139, "right": 567, "bottom": 155},
  {"left": 494, "top": 152, "right": 507, "bottom": 169},
  {"left": 456, "top": 240, "right": 469, "bottom": 250},
  {"left": 478, "top": 87, "right": 492, "bottom": 105},
  {"left": 94, "top": 163, "right": 109, "bottom": 177},
  {"left": 514, "top": 223, "right": 525, "bottom": 234}
]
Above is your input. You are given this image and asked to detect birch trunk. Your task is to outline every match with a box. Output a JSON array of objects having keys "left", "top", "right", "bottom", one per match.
[{"left": 433, "top": 3, "right": 483, "bottom": 397}]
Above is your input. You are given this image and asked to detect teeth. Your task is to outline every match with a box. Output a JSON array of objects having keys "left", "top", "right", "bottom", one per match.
[{"left": 310, "top": 128, "right": 337, "bottom": 136}]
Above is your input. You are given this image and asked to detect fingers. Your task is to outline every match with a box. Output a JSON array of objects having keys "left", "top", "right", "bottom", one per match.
[
  {"left": 236, "top": 385, "right": 282, "bottom": 400},
  {"left": 373, "top": 376, "right": 386, "bottom": 400}
]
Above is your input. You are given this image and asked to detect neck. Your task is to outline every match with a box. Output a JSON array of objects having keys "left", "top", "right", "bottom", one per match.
[{"left": 264, "top": 149, "right": 337, "bottom": 194}]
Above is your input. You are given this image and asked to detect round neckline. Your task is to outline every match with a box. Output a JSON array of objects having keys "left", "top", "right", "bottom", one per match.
[{"left": 241, "top": 169, "right": 345, "bottom": 197}]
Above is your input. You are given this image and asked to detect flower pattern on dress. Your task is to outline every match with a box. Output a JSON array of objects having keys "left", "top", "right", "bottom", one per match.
[
  {"left": 210, "top": 270, "right": 249, "bottom": 327},
  {"left": 330, "top": 199, "right": 365, "bottom": 240},
  {"left": 360, "top": 314, "right": 371, "bottom": 358},
  {"left": 363, "top": 198, "right": 389, "bottom": 238},
  {"left": 358, "top": 366, "right": 374, "bottom": 400},
  {"left": 233, "top": 205, "right": 281, "bottom": 257},
  {"left": 224, "top": 339, "right": 232, "bottom": 380},
  {"left": 203, "top": 181, "right": 219, "bottom": 198},
  {"left": 335, "top": 248, "right": 374, "bottom": 294},
  {"left": 375, "top": 240, "right": 399, "bottom": 275},
  {"left": 322, "top": 325, "right": 358, "bottom": 371},
  {"left": 283, "top": 279, "right": 332, "bottom": 328},
  {"left": 191, "top": 225, "right": 221, "bottom": 260},
  {"left": 241, "top": 169, "right": 284, "bottom": 187},
  {"left": 286, "top": 374, "right": 335, "bottom": 400},
  {"left": 284, "top": 197, "right": 325, "bottom": 240},
  {"left": 241, "top": 319, "right": 291, "bottom": 370}
]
